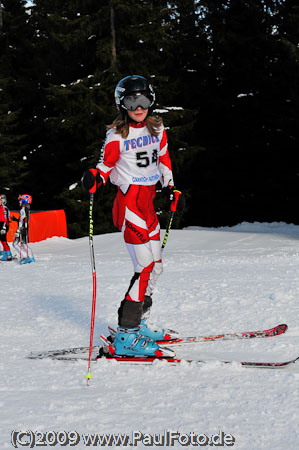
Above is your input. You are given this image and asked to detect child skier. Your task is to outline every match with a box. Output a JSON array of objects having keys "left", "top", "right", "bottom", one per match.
[
  {"left": 13, "top": 194, "right": 35, "bottom": 264},
  {"left": 82, "top": 75, "right": 183, "bottom": 358},
  {"left": 0, "top": 194, "right": 12, "bottom": 261}
]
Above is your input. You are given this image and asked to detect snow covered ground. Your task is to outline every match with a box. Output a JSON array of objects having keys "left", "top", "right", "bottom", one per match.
[{"left": 1, "top": 223, "right": 299, "bottom": 449}]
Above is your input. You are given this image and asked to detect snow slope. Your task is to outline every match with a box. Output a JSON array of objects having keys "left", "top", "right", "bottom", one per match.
[{"left": 1, "top": 223, "right": 299, "bottom": 449}]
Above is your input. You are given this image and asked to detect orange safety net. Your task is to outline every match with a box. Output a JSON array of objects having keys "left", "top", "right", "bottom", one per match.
[{"left": 7, "top": 210, "right": 67, "bottom": 243}]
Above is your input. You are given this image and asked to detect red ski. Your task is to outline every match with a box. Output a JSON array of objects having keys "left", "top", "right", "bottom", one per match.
[
  {"left": 27, "top": 324, "right": 290, "bottom": 370},
  {"left": 98, "top": 353, "right": 299, "bottom": 369},
  {"left": 107, "top": 323, "right": 288, "bottom": 346},
  {"left": 96, "top": 334, "right": 298, "bottom": 369},
  {"left": 27, "top": 345, "right": 298, "bottom": 369}
]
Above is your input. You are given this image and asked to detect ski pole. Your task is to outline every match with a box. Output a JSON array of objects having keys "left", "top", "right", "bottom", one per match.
[
  {"left": 161, "top": 189, "right": 182, "bottom": 250},
  {"left": 85, "top": 192, "right": 97, "bottom": 385},
  {"left": 26, "top": 228, "right": 29, "bottom": 263},
  {"left": 26, "top": 216, "right": 29, "bottom": 262}
]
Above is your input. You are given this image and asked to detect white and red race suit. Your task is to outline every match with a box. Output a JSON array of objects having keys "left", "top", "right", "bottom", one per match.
[
  {"left": 96, "top": 121, "right": 174, "bottom": 303},
  {"left": 0, "top": 204, "right": 10, "bottom": 251},
  {"left": 13, "top": 206, "right": 34, "bottom": 261}
]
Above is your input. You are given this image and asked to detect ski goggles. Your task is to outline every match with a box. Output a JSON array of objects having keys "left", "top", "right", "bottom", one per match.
[{"left": 122, "top": 93, "right": 152, "bottom": 111}]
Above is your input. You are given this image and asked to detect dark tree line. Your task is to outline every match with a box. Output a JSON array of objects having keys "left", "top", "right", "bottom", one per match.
[{"left": 0, "top": 0, "right": 298, "bottom": 237}]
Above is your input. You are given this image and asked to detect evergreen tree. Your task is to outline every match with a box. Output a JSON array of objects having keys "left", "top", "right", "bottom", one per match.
[
  {"left": 184, "top": 0, "right": 298, "bottom": 226},
  {"left": 0, "top": 0, "right": 33, "bottom": 204},
  {"left": 109, "top": 0, "right": 170, "bottom": 75},
  {"left": 26, "top": 1, "right": 117, "bottom": 236},
  {"left": 265, "top": 0, "right": 299, "bottom": 222}
]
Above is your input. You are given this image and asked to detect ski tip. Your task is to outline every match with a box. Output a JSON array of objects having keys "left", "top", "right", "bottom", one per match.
[{"left": 278, "top": 324, "right": 288, "bottom": 333}]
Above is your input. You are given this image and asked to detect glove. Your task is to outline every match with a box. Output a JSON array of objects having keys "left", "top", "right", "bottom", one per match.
[
  {"left": 163, "top": 186, "right": 186, "bottom": 212},
  {"left": 0, "top": 228, "right": 6, "bottom": 235},
  {"left": 81, "top": 169, "right": 102, "bottom": 193},
  {"left": 14, "top": 230, "right": 20, "bottom": 239}
]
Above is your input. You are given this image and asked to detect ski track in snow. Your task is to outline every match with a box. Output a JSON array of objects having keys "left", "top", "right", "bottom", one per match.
[{"left": 1, "top": 223, "right": 299, "bottom": 449}]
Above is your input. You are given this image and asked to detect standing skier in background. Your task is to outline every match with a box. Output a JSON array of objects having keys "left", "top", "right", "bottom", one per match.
[
  {"left": 13, "top": 194, "right": 35, "bottom": 264},
  {"left": 82, "top": 75, "right": 183, "bottom": 358},
  {"left": 0, "top": 194, "right": 12, "bottom": 261}
]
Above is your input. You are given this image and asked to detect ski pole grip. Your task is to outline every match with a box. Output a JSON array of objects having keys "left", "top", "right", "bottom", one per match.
[{"left": 170, "top": 189, "right": 182, "bottom": 212}]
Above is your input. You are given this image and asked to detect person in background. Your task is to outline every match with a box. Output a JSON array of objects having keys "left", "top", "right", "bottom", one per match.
[
  {"left": 82, "top": 75, "right": 184, "bottom": 358},
  {"left": 0, "top": 194, "right": 12, "bottom": 261},
  {"left": 13, "top": 194, "right": 35, "bottom": 264}
]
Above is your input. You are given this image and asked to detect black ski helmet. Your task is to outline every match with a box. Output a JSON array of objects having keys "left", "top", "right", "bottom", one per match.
[{"left": 114, "top": 75, "right": 155, "bottom": 112}]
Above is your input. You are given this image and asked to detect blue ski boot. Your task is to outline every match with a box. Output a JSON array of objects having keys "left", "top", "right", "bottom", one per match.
[
  {"left": 20, "top": 256, "right": 35, "bottom": 264},
  {"left": 139, "top": 295, "right": 180, "bottom": 342},
  {"left": 139, "top": 319, "right": 180, "bottom": 342},
  {"left": 0, "top": 251, "right": 12, "bottom": 261},
  {"left": 113, "top": 327, "right": 174, "bottom": 357}
]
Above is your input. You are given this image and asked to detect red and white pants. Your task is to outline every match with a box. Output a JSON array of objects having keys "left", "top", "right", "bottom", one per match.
[{"left": 113, "top": 185, "right": 163, "bottom": 302}]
